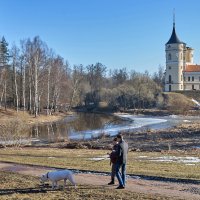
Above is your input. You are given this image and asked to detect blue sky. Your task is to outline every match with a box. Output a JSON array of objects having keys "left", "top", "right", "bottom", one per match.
[{"left": 1, "top": 0, "right": 200, "bottom": 73}]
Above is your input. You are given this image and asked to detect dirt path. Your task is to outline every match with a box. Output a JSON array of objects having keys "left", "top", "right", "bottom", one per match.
[{"left": 0, "top": 162, "right": 200, "bottom": 199}]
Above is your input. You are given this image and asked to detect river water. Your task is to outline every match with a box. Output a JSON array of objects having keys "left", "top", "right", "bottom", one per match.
[{"left": 29, "top": 113, "right": 199, "bottom": 145}]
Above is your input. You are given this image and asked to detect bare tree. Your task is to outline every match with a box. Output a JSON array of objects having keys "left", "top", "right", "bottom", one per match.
[
  {"left": 46, "top": 58, "right": 52, "bottom": 115},
  {"left": 10, "top": 44, "right": 20, "bottom": 112},
  {"left": 20, "top": 40, "right": 27, "bottom": 112},
  {"left": 23, "top": 37, "right": 47, "bottom": 116},
  {"left": 50, "top": 56, "right": 65, "bottom": 112},
  {"left": 86, "top": 63, "right": 106, "bottom": 105},
  {"left": 69, "top": 64, "right": 85, "bottom": 108}
]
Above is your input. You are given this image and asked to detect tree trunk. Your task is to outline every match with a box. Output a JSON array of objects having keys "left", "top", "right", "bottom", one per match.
[
  {"left": 28, "top": 67, "right": 32, "bottom": 113},
  {"left": 4, "top": 79, "right": 7, "bottom": 111},
  {"left": 34, "top": 62, "right": 38, "bottom": 117},
  {"left": 22, "top": 63, "right": 26, "bottom": 112},
  {"left": 13, "top": 59, "right": 19, "bottom": 112},
  {"left": 46, "top": 65, "right": 51, "bottom": 115},
  {"left": 0, "top": 86, "right": 4, "bottom": 108}
]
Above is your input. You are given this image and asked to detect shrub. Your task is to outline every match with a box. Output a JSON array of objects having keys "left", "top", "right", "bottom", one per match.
[{"left": 0, "top": 118, "right": 30, "bottom": 147}]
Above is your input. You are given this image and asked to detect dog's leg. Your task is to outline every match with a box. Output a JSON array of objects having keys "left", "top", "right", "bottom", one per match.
[
  {"left": 63, "top": 179, "right": 67, "bottom": 190},
  {"left": 55, "top": 181, "right": 58, "bottom": 189},
  {"left": 52, "top": 181, "right": 55, "bottom": 189}
]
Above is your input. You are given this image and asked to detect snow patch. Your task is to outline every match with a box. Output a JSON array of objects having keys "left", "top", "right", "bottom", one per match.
[
  {"left": 89, "top": 155, "right": 109, "bottom": 161},
  {"left": 192, "top": 98, "right": 200, "bottom": 107},
  {"left": 139, "top": 156, "right": 200, "bottom": 164}
]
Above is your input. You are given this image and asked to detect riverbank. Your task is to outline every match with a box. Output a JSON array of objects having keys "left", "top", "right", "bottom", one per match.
[
  {"left": 1, "top": 108, "right": 200, "bottom": 152},
  {"left": 48, "top": 120, "right": 200, "bottom": 152},
  {"left": 0, "top": 108, "right": 71, "bottom": 126}
]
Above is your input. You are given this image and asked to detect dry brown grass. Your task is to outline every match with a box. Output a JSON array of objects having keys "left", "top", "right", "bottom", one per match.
[
  {"left": 0, "top": 148, "right": 200, "bottom": 180},
  {"left": 0, "top": 108, "right": 69, "bottom": 126},
  {"left": 163, "top": 92, "right": 194, "bottom": 114},
  {"left": 0, "top": 171, "right": 177, "bottom": 200}
]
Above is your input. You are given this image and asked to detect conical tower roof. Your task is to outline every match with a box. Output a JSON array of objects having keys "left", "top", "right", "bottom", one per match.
[{"left": 166, "top": 23, "right": 185, "bottom": 45}]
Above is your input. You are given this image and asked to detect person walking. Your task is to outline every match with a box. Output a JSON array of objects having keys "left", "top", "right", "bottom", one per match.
[
  {"left": 115, "top": 133, "right": 128, "bottom": 189},
  {"left": 108, "top": 137, "right": 118, "bottom": 185}
]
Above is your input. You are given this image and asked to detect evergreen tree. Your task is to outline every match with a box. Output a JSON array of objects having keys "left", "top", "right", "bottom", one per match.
[
  {"left": 0, "top": 36, "right": 10, "bottom": 110},
  {"left": 0, "top": 36, "right": 9, "bottom": 66}
]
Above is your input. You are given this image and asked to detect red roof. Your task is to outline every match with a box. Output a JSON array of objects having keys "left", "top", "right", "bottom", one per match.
[{"left": 184, "top": 65, "right": 200, "bottom": 72}]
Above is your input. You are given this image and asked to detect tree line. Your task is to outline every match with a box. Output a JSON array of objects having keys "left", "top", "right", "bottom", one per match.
[{"left": 0, "top": 36, "right": 165, "bottom": 116}]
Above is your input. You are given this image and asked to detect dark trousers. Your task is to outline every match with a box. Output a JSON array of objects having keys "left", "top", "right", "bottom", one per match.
[{"left": 111, "top": 163, "right": 116, "bottom": 180}]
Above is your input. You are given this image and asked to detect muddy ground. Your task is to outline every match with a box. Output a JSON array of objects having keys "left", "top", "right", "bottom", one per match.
[{"left": 54, "top": 121, "right": 200, "bottom": 152}]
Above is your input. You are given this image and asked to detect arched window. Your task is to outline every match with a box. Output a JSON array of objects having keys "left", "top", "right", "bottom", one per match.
[
  {"left": 169, "top": 75, "right": 172, "bottom": 83},
  {"left": 168, "top": 53, "right": 171, "bottom": 60},
  {"left": 192, "top": 85, "right": 195, "bottom": 90}
]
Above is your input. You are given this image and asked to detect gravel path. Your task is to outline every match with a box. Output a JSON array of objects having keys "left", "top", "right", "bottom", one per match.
[{"left": 0, "top": 162, "right": 200, "bottom": 199}]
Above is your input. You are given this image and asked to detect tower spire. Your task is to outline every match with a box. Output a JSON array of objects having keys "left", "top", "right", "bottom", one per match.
[
  {"left": 166, "top": 10, "right": 184, "bottom": 44},
  {"left": 173, "top": 9, "right": 175, "bottom": 28}
]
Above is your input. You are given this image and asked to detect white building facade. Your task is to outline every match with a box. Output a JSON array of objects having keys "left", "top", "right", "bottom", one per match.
[{"left": 165, "top": 22, "right": 200, "bottom": 91}]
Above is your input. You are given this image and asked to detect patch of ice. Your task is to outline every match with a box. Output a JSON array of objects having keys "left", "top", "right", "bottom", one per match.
[
  {"left": 89, "top": 155, "right": 109, "bottom": 161},
  {"left": 192, "top": 98, "right": 200, "bottom": 107},
  {"left": 183, "top": 120, "right": 191, "bottom": 122},
  {"left": 169, "top": 115, "right": 178, "bottom": 118},
  {"left": 185, "top": 164, "right": 195, "bottom": 166},
  {"left": 138, "top": 156, "right": 148, "bottom": 158},
  {"left": 139, "top": 156, "right": 200, "bottom": 164}
]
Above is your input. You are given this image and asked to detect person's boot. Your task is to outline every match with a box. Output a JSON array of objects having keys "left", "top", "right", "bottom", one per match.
[{"left": 108, "top": 178, "right": 114, "bottom": 185}]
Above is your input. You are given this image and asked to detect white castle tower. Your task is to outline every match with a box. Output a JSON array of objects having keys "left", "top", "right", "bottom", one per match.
[
  {"left": 165, "top": 14, "right": 200, "bottom": 92},
  {"left": 165, "top": 19, "right": 186, "bottom": 92}
]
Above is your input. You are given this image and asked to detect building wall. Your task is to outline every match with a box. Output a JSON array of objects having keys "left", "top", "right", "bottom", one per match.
[
  {"left": 183, "top": 72, "right": 200, "bottom": 90},
  {"left": 185, "top": 47, "right": 194, "bottom": 64}
]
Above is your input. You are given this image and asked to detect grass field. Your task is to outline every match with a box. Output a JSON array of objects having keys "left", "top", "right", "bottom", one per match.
[
  {"left": 0, "top": 171, "right": 180, "bottom": 200},
  {"left": 0, "top": 148, "right": 199, "bottom": 180}
]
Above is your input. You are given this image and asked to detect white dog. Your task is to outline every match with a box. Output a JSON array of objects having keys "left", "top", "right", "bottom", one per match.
[{"left": 40, "top": 169, "right": 76, "bottom": 189}]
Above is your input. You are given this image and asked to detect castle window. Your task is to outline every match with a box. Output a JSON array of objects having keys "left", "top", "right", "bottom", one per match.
[
  {"left": 192, "top": 85, "right": 195, "bottom": 90},
  {"left": 169, "top": 85, "right": 171, "bottom": 91},
  {"left": 168, "top": 53, "right": 171, "bottom": 60},
  {"left": 192, "top": 76, "right": 194, "bottom": 81},
  {"left": 188, "top": 77, "right": 190, "bottom": 81},
  {"left": 169, "top": 75, "right": 171, "bottom": 83},
  {"left": 169, "top": 66, "right": 171, "bottom": 69},
  {"left": 184, "top": 76, "right": 186, "bottom": 81}
]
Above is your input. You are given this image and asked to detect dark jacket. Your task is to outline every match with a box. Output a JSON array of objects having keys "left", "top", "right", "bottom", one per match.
[
  {"left": 110, "top": 143, "right": 118, "bottom": 164},
  {"left": 116, "top": 139, "right": 128, "bottom": 164}
]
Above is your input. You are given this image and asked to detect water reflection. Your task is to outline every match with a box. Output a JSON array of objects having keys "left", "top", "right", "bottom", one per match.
[
  {"left": 30, "top": 113, "right": 199, "bottom": 144},
  {"left": 31, "top": 113, "right": 124, "bottom": 144}
]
